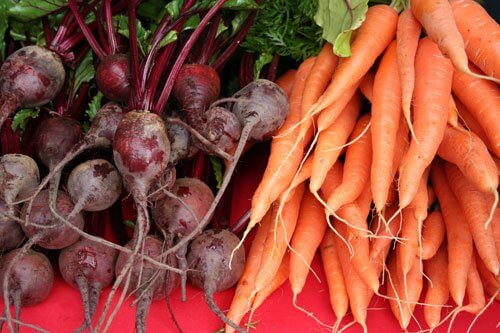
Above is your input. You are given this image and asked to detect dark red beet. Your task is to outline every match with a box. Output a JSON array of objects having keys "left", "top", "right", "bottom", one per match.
[
  {"left": 0, "top": 249, "right": 54, "bottom": 332},
  {"left": 0, "top": 200, "right": 24, "bottom": 251},
  {"left": 96, "top": 54, "right": 131, "bottom": 102},
  {"left": 166, "top": 118, "right": 199, "bottom": 165},
  {"left": 172, "top": 64, "right": 221, "bottom": 130},
  {"left": 148, "top": 166, "right": 177, "bottom": 202},
  {"left": 21, "top": 190, "right": 84, "bottom": 249},
  {"left": 0, "top": 45, "right": 65, "bottom": 131},
  {"left": 59, "top": 238, "right": 117, "bottom": 330},
  {"left": 187, "top": 229, "right": 246, "bottom": 332},
  {"left": 0, "top": 154, "right": 39, "bottom": 213},
  {"left": 205, "top": 106, "right": 241, "bottom": 153}
]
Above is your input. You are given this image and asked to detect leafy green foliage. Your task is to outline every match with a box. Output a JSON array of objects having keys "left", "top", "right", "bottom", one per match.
[
  {"left": 8, "top": 0, "right": 66, "bottom": 22},
  {"left": 254, "top": 53, "right": 273, "bottom": 79},
  {"left": 73, "top": 51, "right": 95, "bottom": 98},
  {"left": 114, "top": 14, "right": 151, "bottom": 56},
  {"left": 11, "top": 108, "right": 39, "bottom": 132},
  {"left": 85, "top": 92, "right": 103, "bottom": 120},
  {"left": 209, "top": 156, "right": 224, "bottom": 189}
]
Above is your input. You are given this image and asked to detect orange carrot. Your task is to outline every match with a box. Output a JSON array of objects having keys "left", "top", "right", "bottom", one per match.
[
  {"left": 452, "top": 63, "right": 500, "bottom": 157},
  {"left": 275, "top": 69, "right": 297, "bottom": 98},
  {"left": 445, "top": 163, "right": 499, "bottom": 276},
  {"left": 455, "top": 97, "right": 493, "bottom": 152},
  {"left": 423, "top": 243, "right": 449, "bottom": 328},
  {"left": 430, "top": 160, "right": 473, "bottom": 306},
  {"left": 475, "top": 250, "right": 500, "bottom": 301},
  {"left": 463, "top": 256, "right": 486, "bottom": 314},
  {"left": 448, "top": 95, "right": 460, "bottom": 129},
  {"left": 310, "top": 94, "right": 361, "bottom": 193},
  {"left": 289, "top": 190, "right": 327, "bottom": 296},
  {"left": 320, "top": 230, "right": 349, "bottom": 326},
  {"left": 449, "top": 0, "right": 500, "bottom": 79},
  {"left": 427, "top": 185, "right": 436, "bottom": 207},
  {"left": 359, "top": 70, "right": 374, "bottom": 103},
  {"left": 420, "top": 211, "right": 446, "bottom": 260},
  {"left": 370, "top": 205, "right": 402, "bottom": 263},
  {"left": 493, "top": 208, "right": 500, "bottom": 261},
  {"left": 398, "top": 37, "right": 453, "bottom": 208},
  {"left": 396, "top": 9, "right": 421, "bottom": 140},
  {"left": 327, "top": 114, "right": 372, "bottom": 211}
]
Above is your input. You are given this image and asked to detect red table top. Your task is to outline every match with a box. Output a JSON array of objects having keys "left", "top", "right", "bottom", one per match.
[{"left": 4, "top": 145, "right": 499, "bottom": 332}]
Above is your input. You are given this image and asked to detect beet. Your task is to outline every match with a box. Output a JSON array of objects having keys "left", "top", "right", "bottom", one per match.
[
  {"left": 0, "top": 200, "right": 24, "bottom": 251},
  {"left": 0, "top": 249, "right": 54, "bottom": 332},
  {"left": 148, "top": 166, "right": 177, "bottom": 202},
  {"left": 187, "top": 229, "right": 246, "bottom": 332},
  {"left": 205, "top": 106, "right": 241, "bottom": 153},
  {"left": 59, "top": 238, "right": 117, "bottom": 330},
  {"left": 166, "top": 118, "right": 199, "bottom": 165},
  {"left": 96, "top": 54, "right": 131, "bottom": 101},
  {"left": 0, "top": 45, "right": 65, "bottom": 131}
]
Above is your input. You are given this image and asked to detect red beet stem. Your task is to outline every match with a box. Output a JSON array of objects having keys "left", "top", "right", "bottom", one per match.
[
  {"left": 198, "top": 13, "right": 222, "bottom": 65},
  {"left": 103, "top": 0, "right": 118, "bottom": 54},
  {"left": 94, "top": 9, "right": 111, "bottom": 56},
  {"left": 68, "top": 0, "right": 106, "bottom": 60},
  {"left": 128, "top": 2, "right": 142, "bottom": 109}
]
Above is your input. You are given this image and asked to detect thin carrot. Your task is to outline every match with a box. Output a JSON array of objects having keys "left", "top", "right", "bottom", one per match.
[
  {"left": 275, "top": 69, "right": 297, "bottom": 98},
  {"left": 320, "top": 230, "right": 349, "bottom": 328},
  {"left": 396, "top": 9, "right": 421, "bottom": 140},
  {"left": 359, "top": 70, "right": 374, "bottom": 103},
  {"left": 225, "top": 211, "right": 273, "bottom": 333},
  {"left": 448, "top": 96, "right": 460, "bottom": 130},
  {"left": 445, "top": 162, "right": 499, "bottom": 276},
  {"left": 463, "top": 256, "right": 486, "bottom": 314},
  {"left": 493, "top": 208, "right": 500, "bottom": 261},
  {"left": 475, "top": 250, "right": 500, "bottom": 301},
  {"left": 289, "top": 190, "right": 327, "bottom": 296},
  {"left": 452, "top": 63, "right": 500, "bottom": 157},
  {"left": 449, "top": 0, "right": 500, "bottom": 79},
  {"left": 423, "top": 243, "right": 449, "bottom": 328},
  {"left": 430, "top": 160, "right": 473, "bottom": 306},
  {"left": 370, "top": 205, "right": 402, "bottom": 264},
  {"left": 420, "top": 211, "right": 446, "bottom": 260},
  {"left": 398, "top": 37, "right": 453, "bottom": 209},
  {"left": 455, "top": 97, "right": 493, "bottom": 153},
  {"left": 327, "top": 114, "right": 372, "bottom": 211},
  {"left": 427, "top": 184, "right": 436, "bottom": 207}
]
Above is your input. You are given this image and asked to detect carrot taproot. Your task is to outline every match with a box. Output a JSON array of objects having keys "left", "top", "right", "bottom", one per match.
[
  {"left": 493, "top": 208, "right": 500, "bottom": 261},
  {"left": 427, "top": 185, "right": 436, "bottom": 207},
  {"left": 225, "top": 211, "right": 273, "bottom": 333},
  {"left": 370, "top": 205, "right": 402, "bottom": 264},
  {"left": 397, "top": 9, "right": 421, "bottom": 140},
  {"left": 326, "top": 114, "right": 372, "bottom": 212},
  {"left": 445, "top": 163, "right": 499, "bottom": 275},
  {"left": 310, "top": 94, "right": 361, "bottom": 193},
  {"left": 475, "top": 250, "right": 500, "bottom": 301},
  {"left": 423, "top": 243, "right": 449, "bottom": 328},
  {"left": 289, "top": 190, "right": 327, "bottom": 296},
  {"left": 398, "top": 37, "right": 453, "bottom": 209},
  {"left": 420, "top": 211, "right": 446, "bottom": 260},
  {"left": 275, "top": 69, "right": 297, "bottom": 98},
  {"left": 248, "top": 57, "right": 315, "bottom": 232},
  {"left": 359, "top": 70, "right": 374, "bottom": 103},
  {"left": 320, "top": 230, "right": 349, "bottom": 327},
  {"left": 430, "top": 160, "right": 473, "bottom": 306},
  {"left": 448, "top": 95, "right": 460, "bottom": 129},
  {"left": 449, "top": 0, "right": 500, "bottom": 79},
  {"left": 455, "top": 97, "right": 493, "bottom": 152},
  {"left": 463, "top": 256, "right": 486, "bottom": 314},
  {"left": 452, "top": 63, "right": 500, "bottom": 157}
]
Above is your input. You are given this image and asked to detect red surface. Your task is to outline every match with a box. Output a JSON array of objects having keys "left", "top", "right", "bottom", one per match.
[{"left": 3, "top": 144, "right": 499, "bottom": 332}]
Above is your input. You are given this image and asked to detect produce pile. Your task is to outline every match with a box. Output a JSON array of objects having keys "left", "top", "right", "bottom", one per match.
[{"left": 0, "top": 0, "right": 497, "bottom": 333}]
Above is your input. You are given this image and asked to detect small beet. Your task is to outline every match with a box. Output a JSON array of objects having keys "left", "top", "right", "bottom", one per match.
[
  {"left": 96, "top": 54, "right": 131, "bottom": 101},
  {"left": 0, "top": 200, "right": 24, "bottom": 251},
  {"left": 166, "top": 118, "right": 199, "bottom": 165},
  {"left": 187, "top": 229, "right": 246, "bottom": 332},
  {"left": 0, "top": 45, "right": 65, "bottom": 131},
  {"left": 148, "top": 166, "right": 177, "bottom": 202},
  {"left": 205, "top": 106, "right": 241, "bottom": 153}
]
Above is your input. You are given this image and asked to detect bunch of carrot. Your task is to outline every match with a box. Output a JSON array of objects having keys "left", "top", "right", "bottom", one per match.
[{"left": 226, "top": 0, "right": 499, "bottom": 331}]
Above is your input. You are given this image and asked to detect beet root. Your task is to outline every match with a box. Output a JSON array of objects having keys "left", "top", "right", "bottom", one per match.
[
  {"left": 0, "top": 200, "right": 24, "bottom": 251},
  {"left": 187, "top": 229, "right": 246, "bottom": 332},
  {"left": 95, "top": 54, "right": 131, "bottom": 102},
  {"left": 148, "top": 166, "right": 177, "bottom": 202},
  {"left": 0, "top": 249, "right": 54, "bottom": 332},
  {"left": 166, "top": 117, "right": 199, "bottom": 165},
  {"left": 59, "top": 238, "right": 117, "bottom": 330},
  {"left": 0, "top": 45, "right": 65, "bottom": 131},
  {"left": 205, "top": 106, "right": 241, "bottom": 153}
]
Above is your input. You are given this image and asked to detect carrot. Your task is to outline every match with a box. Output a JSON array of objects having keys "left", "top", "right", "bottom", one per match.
[
  {"left": 398, "top": 37, "right": 453, "bottom": 209},
  {"left": 455, "top": 97, "right": 493, "bottom": 152},
  {"left": 396, "top": 9, "right": 421, "bottom": 140},
  {"left": 445, "top": 163, "right": 499, "bottom": 276},
  {"left": 437, "top": 125, "right": 498, "bottom": 199},
  {"left": 359, "top": 70, "right": 374, "bottom": 103},
  {"left": 448, "top": 95, "right": 460, "bottom": 130},
  {"left": 316, "top": 85, "right": 361, "bottom": 134},
  {"left": 326, "top": 114, "right": 372, "bottom": 211},
  {"left": 410, "top": 0, "right": 495, "bottom": 82},
  {"left": 423, "top": 243, "right": 449, "bottom": 328},
  {"left": 427, "top": 185, "right": 436, "bottom": 207},
  {"left": 369, "top": 205, "right": 402, "bottom": 267},
  {"left": 275, "top": 69, "right": 297, "bottom": 98},
  {"left": 493, "top": 208, "right": 500, "bottom": 261},
  {"left": 248, "top": 57, "right": 315, "bottom": 232},
  {"left": 370, "top": 41, "right": 403, "bottom": 213},
  {"left": 475, "top": 250, "right": 500, "bottom": 301},
  {"left": 289, "top": 190, "right": 327, "bottom": 296},
  {"left": 430, "top": 160, "right": 473, "bottom": 306},
  {"left": 253, "top": 183, "right": 305, "bottom": 294},
  {"left": 320, "top": 230, "right": 349, "bottom": 328},
  {"left": 319, "top": 163, "right": 344, "bottom": 199},
  {"left": 420, "top": 211, "right": 446, "bottom": 260},
  {"left": 310, "top": 94, "right": 361, "bottom": 193},
  {"left": 452, "top": 63, "right": 500, "bottom": 157},
  {"left": 309, "top": 5, "right": 397, "bottom": 116},
  {"left": 449, "top": 0, "right": 500, "bottom": 79},
  {"left": 225, "top": 211, "right": 273, "bottom": 333},
  {"left": 463, "top": 256, "right": 486, "bottom": 314}
]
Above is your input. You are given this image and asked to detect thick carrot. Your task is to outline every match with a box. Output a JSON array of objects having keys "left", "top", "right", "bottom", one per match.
[
  {"left": 310, "top": 94, "right": 361, "bottom": 193},
  {"left": 319, "top": 163, "right": 344, "bottom": 199},
  {"left": 445, "top": 162, "right": 499, "bottom": 275},
  {"left": 449, "top": 0, "right": 500, "bottom": 79},
  {"left": 423, "top": 243, "right": 449, "bottom": 328},
  {"left": 452, "top": 63, "right": 500, "bottom": 157},
  {"left": 249, "top": 58, "right": 315, "bottom": 230},
  {"left": 327, "top": 114, "right": 372, "bottom": 211},
  {"left": 427, "top": 185, "right": 436, "bottom": 207},
  {"left": 430, "top": 160, "right": 473, "bottom": 306},
  {"left": 275, "top": 69, "right": 297, "bottom": 98},
  {"left": 396, "top": 9, "right": 421, "bottom": 140},
  {"left": 225, "top": 211, "right": 273, "bottom": 333},
  {"left": 398, "top": 37, "right": 453, "bottom": 208},
  {"left": 420, "top": 211, "right": 446, "bottom": 260},
  {"left": 455, "top": 98, "right": 493, "bottom": 153},
  {"left": 253, "top": 184, "right": 305, "bottom": 293},
  {"left": 437, "top": 125, "right": 498, "bottom": 196},
  {"left": 316, "top": 85, "right": 361, "bottom": 133},
  {"left": 359, "top": 70, "right": 374, "bottom": 103},
  {"left": 475, "top": 250, "right": 500, "bottom": 301},
  {"left": 320, "top": 230, "right": 349, "bottom": 325},
  {"left": 289, "top": 190, "right": 327, "bottom": 296}
]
